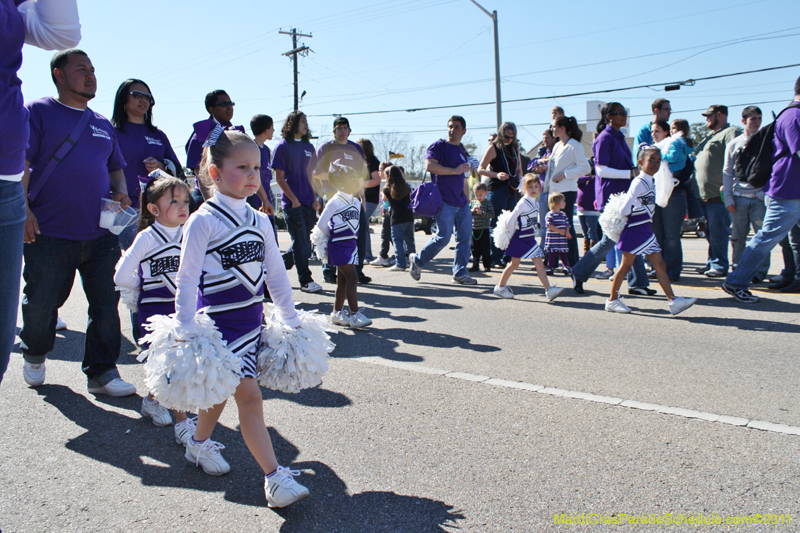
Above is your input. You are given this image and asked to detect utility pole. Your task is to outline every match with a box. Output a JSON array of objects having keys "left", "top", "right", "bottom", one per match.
[
  {"left": 280, "top": 28, "right": 312, "bottom": 112},
  {"left": 467, "top": 0, "right": 501, "bottom": 129}
]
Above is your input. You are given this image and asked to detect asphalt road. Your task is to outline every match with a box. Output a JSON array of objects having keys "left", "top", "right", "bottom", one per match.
[{"left": 1, "top": 229, "right": 798, "bottom": 532}]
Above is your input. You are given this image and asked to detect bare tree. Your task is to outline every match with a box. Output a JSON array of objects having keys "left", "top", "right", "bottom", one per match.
[{"left": 370, "top": 130, "right": 410, "bottom": 163}]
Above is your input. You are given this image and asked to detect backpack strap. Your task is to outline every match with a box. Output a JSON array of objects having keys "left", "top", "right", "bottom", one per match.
[{"left": 27, "top": 107, "right": 93, "bottom": 202}]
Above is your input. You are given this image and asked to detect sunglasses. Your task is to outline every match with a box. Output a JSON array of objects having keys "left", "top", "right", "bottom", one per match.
[
  {"left": 129, "top": 90, "right": 154, "bottom": 103},
  {"left": 503, "top": 135, "right": 515, "bottom": 141},
  {"left": 214, "top": 101, "right": 235, "bottom": 108},
  {"left": 608, "top": 111, "right": 627, "bottom": 117}
]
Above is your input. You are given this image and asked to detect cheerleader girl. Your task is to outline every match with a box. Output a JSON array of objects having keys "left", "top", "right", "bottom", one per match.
[
  {"left": 312, "top": 161, "right": 372, "bottom": 328},
  {"left": 113, "top": 172, "right": 194, "bottom": 442},
  {"left": 606, "top": 145, "right": 696, "bottom": 315},
  {"left": 493, "top": 173, "right": 565, "bottom": 301},
  {"left": 164, "top": 126, "right": 311, "bottom": 508}
]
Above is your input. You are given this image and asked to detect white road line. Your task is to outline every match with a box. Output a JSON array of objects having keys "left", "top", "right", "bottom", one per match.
[{"left": 350, "top": 356, "right": 800, "bottom": 437}]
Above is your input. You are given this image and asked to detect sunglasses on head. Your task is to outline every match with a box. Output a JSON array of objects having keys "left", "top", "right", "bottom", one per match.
[{"left": 129, "top": 90, "right": 154, "bottom": 103}]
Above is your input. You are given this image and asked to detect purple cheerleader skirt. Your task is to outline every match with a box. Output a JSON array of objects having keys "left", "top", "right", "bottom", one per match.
[
  {"left": 327, "top": 238, "right": 358, "bottom": 266},
  {"left": 616, "top": 222, "right": 661, "bottom": 256},
  {"left": 505, "top": 234, "right": 544, "bottom": 260}
]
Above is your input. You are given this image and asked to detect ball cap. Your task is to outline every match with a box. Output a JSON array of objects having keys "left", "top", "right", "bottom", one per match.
[
  {"left": 701, "top": 105, "right": 728, "bottom": 116},
  {"left": 333, "top": 116, "right": 350, "bottom": 128}
]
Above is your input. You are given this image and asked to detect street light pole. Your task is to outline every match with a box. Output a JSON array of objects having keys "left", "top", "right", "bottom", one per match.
[{"left": 468, "top": 0, "right": 501, "bottom": 129}]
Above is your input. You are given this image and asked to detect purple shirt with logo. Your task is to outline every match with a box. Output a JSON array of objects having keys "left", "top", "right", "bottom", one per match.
[
  {"left": 115, "top": 123, "right": 178, "bottom": 209},
  {"left": 25, "top": 97, "right": 126, "bottom": 241},
  {"left": 764, "top": 104, "right": 800, "bottom": 200},
  {"left": 0, "top": 0, "right": 27, "bottom": 176},
  {"left": 426, "top": 139, "right": 468, "bottom": 207},
  {"left": 273, "top": 138, "right": 317, "bottom": 209},
  {"left": 593, "top": 125, "right": 633, "bottom": 211}
]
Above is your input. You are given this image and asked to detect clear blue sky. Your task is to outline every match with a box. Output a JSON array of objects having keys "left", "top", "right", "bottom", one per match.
[{"left": 16, "top": 0, "right": 800, "bottom": 159}]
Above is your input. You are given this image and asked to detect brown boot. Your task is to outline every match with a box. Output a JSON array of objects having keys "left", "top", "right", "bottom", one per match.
[{"left": 583, "top": 239, "right": 591, "bottom": 255}]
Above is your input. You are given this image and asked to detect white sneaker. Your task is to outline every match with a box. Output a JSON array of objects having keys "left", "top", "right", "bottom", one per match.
[
  {"left": 23, "top": 362, "right": 46, "bottom": 387},
  {"left": 349, "top": 309, "right": 372, "bottom": 329},
  {"left": 330, "top": 309, "right": 351, "bottom": 327},
  {"left": 595, "top": 269, "right": 614, "bottom": 280},
  {"left": 141, "top": 397, "right": 172, "bottom": 427},
  {"left": 605, "top": 298, "right": 631, "bottom": 313},
  {"left": 493, "top": 285, "right": 514, "bottom": 299},
  {"left": 56, "top": 316, "right": 67, "bottom": 331},
  {"left": 387, "top": 264, "right": 406, "bottom": 271},
  {"left": 669, "top": 296, "right": 697, "bottom": 316},
  {"left": 174, "top": 416, "right": 197, "bottom": 446},
  {"left": 265, "top": 466, "right": 310, "bottom": 508},
  {"left": 300, "top": 281, "right": 322, "bottom": 293},
  {"left": 546, "top": 285, "right": 565, "bottom": 301},
  {"left": 185, "top": 438, "right": 230, "bottom": 475},
  {"left": 369, "top": 256, "right": 392, "bottom": 267},
  {"left": 88, "top": 377, "right": 136, "bottom": 397},
  {"left": 409, "top": 254, "right": 421, "bottom": 281}
]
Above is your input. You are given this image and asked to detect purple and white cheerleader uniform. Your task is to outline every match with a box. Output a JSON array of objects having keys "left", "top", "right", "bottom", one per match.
[
  {"left": 316, "top": 191, "right": 361, "bottom": 266},
  {"left": 175, "top": 192, "right": 300, "bottom": 379},
  {"left": 616, "top": 172, "right": 661, "bottom": 256},
  {"left": 504, "top": 196, "right": 544, "bottom": 260},
  {"left": 114, "top": 222, "right": 183, "bottom": 341}
]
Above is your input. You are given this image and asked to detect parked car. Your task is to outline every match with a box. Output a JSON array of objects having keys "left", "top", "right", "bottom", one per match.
[{"left": 681, "top": 216, "right": 706, "bottom": 238}]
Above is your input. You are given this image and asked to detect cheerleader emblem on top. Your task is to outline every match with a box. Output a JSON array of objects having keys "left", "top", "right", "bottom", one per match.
[
  {"left": 494, "top": 196, "right": 543, "bottom": 259},
  {"left": 139, "top": 224, "right": 183, "bottom": 308}
]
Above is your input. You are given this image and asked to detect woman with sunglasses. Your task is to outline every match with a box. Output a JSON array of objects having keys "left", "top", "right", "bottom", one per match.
[
  {"left": 111, "top": 79, "right": 181, "bottom": 250},
  {"left": 478, "top": 121, "right": 523, "bottom": 267}
]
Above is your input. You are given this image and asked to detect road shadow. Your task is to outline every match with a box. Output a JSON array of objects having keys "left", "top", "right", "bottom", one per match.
[
  {"left": 37, "top": 385, "right": 464, "bottom": 528},
  {"left": 260, "top": 384, "right": 351, "bottom": 408},
  {"left": 13, "top": 328, "right": 140, "bottom": 365}
]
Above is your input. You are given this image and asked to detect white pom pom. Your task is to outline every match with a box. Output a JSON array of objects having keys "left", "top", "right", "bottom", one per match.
[
  {"left": 493, "top": 209, "right": 516, "bottom": 251},
  {"left": 599, "top": 193, "right": 629, "bottom": 243},
  {"left": 116, "top": 286, "right": 139, "bottom": 312},
  {"left": 310, "top": 226, "right": 329, "bottom": 263},
  {"left": 137, "top": 312, "right": 242, "bottom": 411},
  {"left": 257, "top": 308, "right": 336, "bottom": 393}
]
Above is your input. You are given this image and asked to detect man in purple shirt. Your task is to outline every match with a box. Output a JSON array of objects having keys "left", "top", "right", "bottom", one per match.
[
  {"left": 0, "top": 0, "right": 80, "bottom": 386},
  {"left": 409, "top": 116, "right": 477, "bottom": 284},
  {"left": 184, "top": 89, "right": 244, "bottom": 206},
  {"left": 19, "top": 49, "right": 136, "bottom": 396},
  {"left": 723, "top": 77, "right": 800, "bottom": 302}
]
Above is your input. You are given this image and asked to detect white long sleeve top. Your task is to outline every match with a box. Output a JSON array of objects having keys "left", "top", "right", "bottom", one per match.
[
  {"left": 18, "top": 0, "right": 81, "bottom": 50},
  {"left": 506, "top": 195, "right": 540, "bottom": 238},
  {"left": 546, "top": 138, "right": 592, "bottom": 194},
  {"left": 315, "top": 191, "right": 361, "bottom": 239},
  {"left": 174, "top": 192, "right": 300, "bottom": 339},
  {"left": 113, "top": 221, "right": 181, "bottom": 291}
]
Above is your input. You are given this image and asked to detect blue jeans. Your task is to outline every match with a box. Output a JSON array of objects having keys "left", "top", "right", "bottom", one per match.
[
  {"left": 486, "top": 185, "right": 518, "bottom": 263},
  {"left": 20, "top": 232, "right": 123, "bottom": 385},
  {"left": 414, "top": 201, "right": 472, "bottom": 277},
  {"left": 700, "top": 200, "right": 731, "bottom": 273},
  {"left": 652, "top": 188, "right": 687, "bottom": 280},
  {"left": 562, "top": 190, "right": 579, "bottom": 266},
  {"left": 0, "top": 181, "right": 25, "bottom": 386},
  {"left": 391, "top": 221, "right": 416, "bottom": 268},
  {"left": 282, "top": 204, "right": 317, "bottom": 285},
  {"left": 364, "top": 201, "right": 379, "bottom": 261},
  {"left": 727, "top": 196, "right": 800, "bottom": 289},
  {"left": 579, "top": 214, "right": 600, "bottom": 242},
  {"left": 572, "top": 233, "right": 649, "bottom": 287},
  {"left": 730, "top": 195, "right": 769, "bottom": 280}
]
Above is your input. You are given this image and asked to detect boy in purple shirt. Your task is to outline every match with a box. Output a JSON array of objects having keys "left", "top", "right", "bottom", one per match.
[
  {"left": 274, "top": 111, "right": 322, "bottom": 293},
  {"left": 723, "top": 77, "right": 800, "bottom": 301},
  {"left": 19, "top": 49, "right": 136, "bottom": 396},
  {"left": 409, "top": 116, "right": 477, "bottom": 285}
]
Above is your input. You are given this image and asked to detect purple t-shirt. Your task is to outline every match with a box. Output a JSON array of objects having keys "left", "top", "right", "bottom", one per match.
[
  {"left": 426, "top": 139, "right": 468, "bottom": 207},
  {"left": 115, "top": 122, "right": 179, "bottom": 209},
  {"left": 0, "top": 0, "right": 27, "bottom": 176},
  {"left": 25, "top": 97, "right": 126, "bottom": 241},
  {"left": 593, "top": 125, "right": 633, "bottom": 211},
  {"left": 315, "top": 140, "right": 366, "bottom": 176},
  {"left": 576, "top": 175, "right": 597, "bottom": 212},
  {"left": 248, "top": 144, "right": 274, "bottom": 210},
  {"left": 272, "top": 138, "right": 317, "bottom": 209},
  {"left": 764, "top": 104, "right": 800, "bottom": 200}
]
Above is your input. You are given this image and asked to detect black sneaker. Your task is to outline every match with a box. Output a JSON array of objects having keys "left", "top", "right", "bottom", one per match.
[
  {"left": 572, "top": 275, "right": 584, "bottom": 295},
  {"left": 628, "top": 287, "right": 657, "bottom": 296},
  {"left": 358, "top": 276, "right": 372, "bottom": 285},
  {"left": 722, "top": 281, "right": 759, "bottom": 303}
]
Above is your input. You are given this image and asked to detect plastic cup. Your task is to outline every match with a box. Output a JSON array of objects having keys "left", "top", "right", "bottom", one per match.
[{"left": 99, "top": 198, "right": 137, "bottom": 235}]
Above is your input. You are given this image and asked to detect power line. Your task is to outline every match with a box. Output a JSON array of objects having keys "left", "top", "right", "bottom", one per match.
[{"left": 307, "top": 63, "right": 800, "bottom": 118}]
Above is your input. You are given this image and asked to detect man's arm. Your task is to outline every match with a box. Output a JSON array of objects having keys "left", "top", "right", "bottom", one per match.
[
  {"left": 426, "top": 158, "right": 470, "bottom": 176},
  {"left": 275, "top": 169, "right": 300, "bottom": 208},
  {"left": 20, "top": 161, "right": 39, "bottom": 243},
  {"left": 109, "top": 169, "right": 131, "bottom": 209}
]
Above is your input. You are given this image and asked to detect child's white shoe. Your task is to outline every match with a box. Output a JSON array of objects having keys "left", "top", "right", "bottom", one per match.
[
  {"left": 493, "top": 285, "right": 514, "bottom": 299},
  {"left": 174, "top": 416, "right": 197, "bottom": 446},
  {"left": 546, "top": 285, "right": 565, "bottom": 301},
  {"left": 185, "top": 438, "right": 230, "bottom": 475},
  {"left": 265, "top": 466, "right": 310, "bottom": 508},
  {"left": 141, "top": 396, "right": 172, "bottom": 427},
  {"left": 605, "top": 298, "right": 631, "bottom": 313}
]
